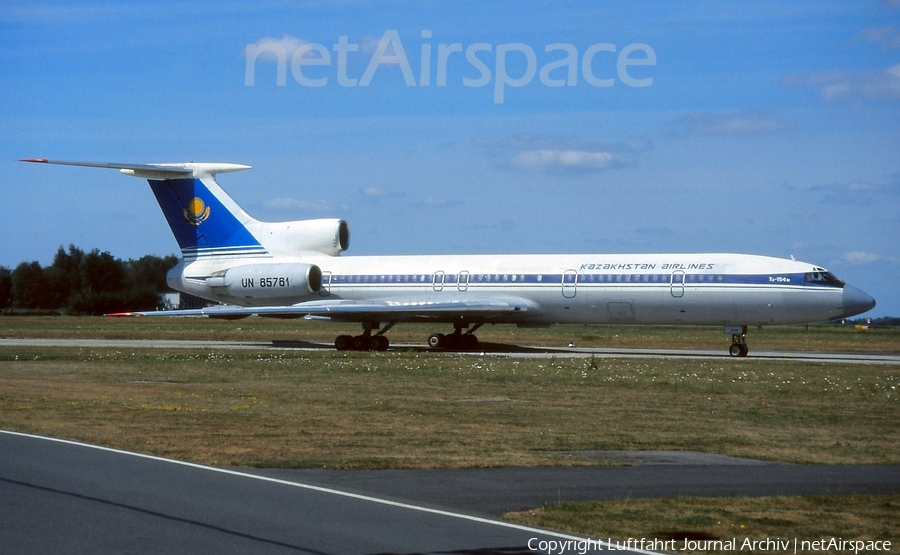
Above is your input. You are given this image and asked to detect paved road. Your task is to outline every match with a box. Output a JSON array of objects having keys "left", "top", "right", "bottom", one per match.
[
  {"left": 3, "top": 431, "right": 899, "bottom": 555},
  {"left": 2, "top": 337, "right": 897, "bottom": 364}
]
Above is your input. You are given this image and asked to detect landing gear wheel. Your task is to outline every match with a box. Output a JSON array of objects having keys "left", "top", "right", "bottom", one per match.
[
  {"left": 351, "top": 335, "right": 366, "bottom": 351},
  {"left": 729, "top": 344, "right": 746, "bottom": 357},
  {"left": 335, "top": 335, "right": 353, "bottom": 351},
  {"left": 335, "top": 334, "right": 390, "bottom": 351},
  {"left": 374, "top": 335, "right": 389, "bottom": 351},
  {"left": 461, "top": 334, "right": 479, "bottom": 350},
  {"left": 428, "top": 333, "right": 445, "bottom": 349}
]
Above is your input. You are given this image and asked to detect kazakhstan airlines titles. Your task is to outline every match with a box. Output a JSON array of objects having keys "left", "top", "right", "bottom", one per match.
[{"left": 579, "top": 262, "right": 716, "bottom": 271}]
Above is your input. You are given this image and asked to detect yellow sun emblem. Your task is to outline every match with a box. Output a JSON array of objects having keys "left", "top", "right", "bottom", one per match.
[{"left": 183, "top": 197, "right": 211, "bottom": 226}]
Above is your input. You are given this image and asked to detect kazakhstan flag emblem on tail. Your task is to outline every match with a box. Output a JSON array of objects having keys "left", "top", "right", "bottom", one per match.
[{"left": 183, "top": 197, "right": 211, "bottom": 226}]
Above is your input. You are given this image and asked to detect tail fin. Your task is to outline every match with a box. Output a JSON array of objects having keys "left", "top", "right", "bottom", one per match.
[
  {"left": 21, "top": 159, "right": 268, "bottom": 261},
  {"left": 147, "top": 175, "right": 268, "bottom": 260}
]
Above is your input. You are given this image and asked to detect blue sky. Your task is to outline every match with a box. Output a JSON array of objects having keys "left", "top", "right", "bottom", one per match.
[{"left": 2, "top": 1, "right": 898, "bottom": 317}]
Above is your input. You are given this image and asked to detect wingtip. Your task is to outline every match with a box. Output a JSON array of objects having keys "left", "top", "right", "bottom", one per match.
[{"left": 20, "top": 158, "right": 49, "bottom": 163}]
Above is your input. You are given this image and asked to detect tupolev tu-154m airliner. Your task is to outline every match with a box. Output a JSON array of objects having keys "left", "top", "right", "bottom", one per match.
[{"left": 22, "top": 158, "right": 876, "bottom": 356}]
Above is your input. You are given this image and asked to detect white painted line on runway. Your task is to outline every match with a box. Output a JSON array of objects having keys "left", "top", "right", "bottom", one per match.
[{"left": 0, "top": 429, "right": 662, "bottom": 555}]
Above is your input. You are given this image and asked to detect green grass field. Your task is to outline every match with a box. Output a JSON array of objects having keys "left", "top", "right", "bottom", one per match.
[
  {"left": 504, "top": 494, "right": 900, "bottom": 554},
  {"left": 1, "top": 316, "right": 897, "bottom": 549}
]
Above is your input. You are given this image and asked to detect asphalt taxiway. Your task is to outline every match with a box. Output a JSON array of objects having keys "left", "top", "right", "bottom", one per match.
[
  {"left": 1, "top": 337, "right": 897, "bottom": 364},
  {"left": 1, "top": 431, "right": 588, "bottom": 555},
  {"left": 3, "top": 431, "right": 899, "bottom": 555}
]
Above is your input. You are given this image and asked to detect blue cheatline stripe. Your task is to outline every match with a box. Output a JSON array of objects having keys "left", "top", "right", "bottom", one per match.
[
  {"left": 181, "top": 245, "right": 270, "bottom": 261},
  {"left": 148, "top": 178, "right": 262, "bottom": 253},
  {"left": 324, "top": 273, "right": 840, "bottom": 288}
]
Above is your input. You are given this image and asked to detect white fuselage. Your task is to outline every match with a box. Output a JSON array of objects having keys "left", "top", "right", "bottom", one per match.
[{"left": 172, "top": 251, "right": 848, "bottom": 327}]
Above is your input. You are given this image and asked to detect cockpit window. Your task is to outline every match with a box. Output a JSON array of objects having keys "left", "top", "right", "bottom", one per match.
[{"left": 804, "top": 270, "right": 844, "bottom": 287}]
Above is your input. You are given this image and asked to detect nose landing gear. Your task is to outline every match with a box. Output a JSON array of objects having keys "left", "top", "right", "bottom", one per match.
[{"left": 725, "top": 325, "right": 749, "bottom": 357}]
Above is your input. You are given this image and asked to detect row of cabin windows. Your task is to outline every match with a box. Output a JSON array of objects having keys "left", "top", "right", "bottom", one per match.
[{"left": 328, "top": 273, "right": 730, "bottom": 284}]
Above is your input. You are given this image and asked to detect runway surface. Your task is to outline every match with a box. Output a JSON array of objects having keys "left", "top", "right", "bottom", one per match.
[
  {"left": 2, "top": 337, "right": 897, "bottom": 364},
  {"left": 3, "top": 431, "right": 899, "bottom": 555}
]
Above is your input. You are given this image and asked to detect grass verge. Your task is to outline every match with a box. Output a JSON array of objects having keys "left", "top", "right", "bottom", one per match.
[
  {"left": 0, "top": 346, "right": 896, "bottom": 468},
  {"left": 504, "top": 494, "right": 900, "bottom": 554}
]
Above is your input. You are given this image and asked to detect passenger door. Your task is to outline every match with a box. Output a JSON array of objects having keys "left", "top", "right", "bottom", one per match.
[
  {"left": 670, "top": 270, "right": 685, "bottom": 298},
  {"left": 562, "top": 269, "right": 577, "bottom": 298}
]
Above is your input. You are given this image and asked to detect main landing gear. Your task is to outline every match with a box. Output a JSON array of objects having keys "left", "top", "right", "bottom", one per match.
[
  {"left": 332, "top": 322, "right": 484, "bottom": 352},
  {"left": 428, "top": 323, "right": 483, "bottom": 351},
  {"left": 725, "top": 325, "right": 749, "bottom": 357},
  {"left": 334, "top": 322, "right": 393, "bottom": 351}
]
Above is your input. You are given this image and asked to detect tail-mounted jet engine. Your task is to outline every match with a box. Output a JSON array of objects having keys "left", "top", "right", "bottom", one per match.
[
  {"left": 204, "top": 263, "right": 323, "bottom": 305},
  {"left": 264, "top": 219, "right": 350, "bottom": 257}
]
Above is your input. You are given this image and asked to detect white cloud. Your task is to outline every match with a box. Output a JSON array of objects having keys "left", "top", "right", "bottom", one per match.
[
  {"left": 846, "top": 180, "right": 875, "bottom": 192},
  {"left": 362, "top": 187, "right": 387, "bottom": 197},
  {"left": 263, "top": 197, "right": 332, "bottom": 213},
  {"left": 798, "top": 175, "right": 900, "bottom": 210},
  {"left": 679, "top": 110, "right": 786, "bottom": 135},
  {"left": 859, "top": 26, "right": 900, "bottom": 49},
  {"left": 475, "top": 132, "right": 631, "bottom": 175},
  {"left": 845, "top": 251, "right": 881, "bottom": 264},
  {"left": 510, "top": 149, "right": 620, "bottom": 172},
  {"left": 243, "top": 34, "right": 310, "bottom": 62},
  {"left": 782, "top": 64, "right": 900, "bottom": 104}
]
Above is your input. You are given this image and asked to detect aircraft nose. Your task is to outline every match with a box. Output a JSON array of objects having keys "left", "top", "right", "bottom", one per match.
[{"left": 842, "top": 285, "right": 876, "bottom": 318}]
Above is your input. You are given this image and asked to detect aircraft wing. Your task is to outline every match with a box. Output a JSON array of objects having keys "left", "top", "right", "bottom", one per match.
[{"left": 110, "top": 296, "right": 539, "bottom": 322}]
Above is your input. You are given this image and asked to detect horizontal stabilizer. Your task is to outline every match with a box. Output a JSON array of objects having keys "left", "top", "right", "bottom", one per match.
[{"left": 20, "top": 159, "right": 250, "bottom": 179}]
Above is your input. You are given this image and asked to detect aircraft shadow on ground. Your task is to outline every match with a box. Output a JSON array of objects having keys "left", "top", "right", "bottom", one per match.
[{"left": 268, "top": 340, "right": 569, "bottom": 354}]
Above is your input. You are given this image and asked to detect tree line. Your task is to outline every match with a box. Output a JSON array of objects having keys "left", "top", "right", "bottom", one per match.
[{"left": 0, "top": 245, "right": 177, "bottom": 315}]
